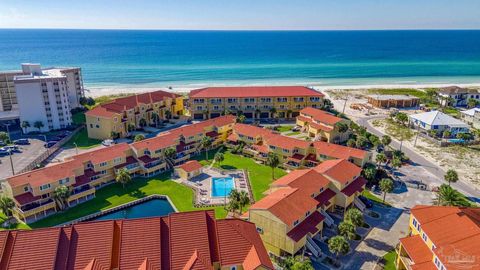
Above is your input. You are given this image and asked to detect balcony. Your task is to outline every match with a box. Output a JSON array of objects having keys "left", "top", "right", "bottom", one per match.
[
  {"left": 114, "top": 157, "right": 140, "bottom": 172},
  {"left": 69, "top": 185, "right": 96, "bottom": 201},
  {"left": 17, "top": 199, "right": 56, "bottom": 218}
]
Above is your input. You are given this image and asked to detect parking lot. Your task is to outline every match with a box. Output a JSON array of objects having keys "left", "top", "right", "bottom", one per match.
[{"left": 0, "top": 138, "right": 48, "bottom": 180}]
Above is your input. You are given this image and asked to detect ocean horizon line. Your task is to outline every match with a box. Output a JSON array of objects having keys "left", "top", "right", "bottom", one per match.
[{"left": 1, "top": 28, "right": 480, "bottom": 32}]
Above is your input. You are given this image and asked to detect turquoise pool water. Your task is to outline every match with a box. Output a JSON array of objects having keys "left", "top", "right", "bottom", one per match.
[
  {"left": 92, "top": 198, "right": 175, "bottom": 221},
  {"left": 211, "top": 177, "right": 235, "bottom": 197}
]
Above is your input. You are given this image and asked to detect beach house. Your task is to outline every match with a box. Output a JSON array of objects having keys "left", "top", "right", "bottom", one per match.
[
  {"left": 296, "top": 107, "right": 351, "bottom": 143},
  {"left": 2, "top": 116, "right": 235, "bottom": 223},
  {"left": 408, "top": 110, "right": 470, "bottom": 136},
  {"left": 188, "top": 86, "right": 324, "bottom": 120},
  {"left": 396, "top": 205, "right": 480, "bottom": 270},
  {"left": 437, "top": 86, "right": 480, "bottom": 107},
  {"left": 85, "top": 90, "right": 185, "bottom": 140},
  {"left": 244, "top": 159, "right": 367, "bottom": 257},
  {"left": 0, "top": 210, "right": 274, "bottom": 270},
  {"left": 460, "top": 108, "right": 480, "bottom": 129}
]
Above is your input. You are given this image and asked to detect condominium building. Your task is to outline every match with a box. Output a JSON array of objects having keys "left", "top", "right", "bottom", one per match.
[
  {"left": 228, "top": 123, "right": 370, "bottom": 168},
  {"left": 85, "top": 90, "right": 185, "bottom": 140},
  {"left": 244, "top": 159, "right": 367, "bottom": 256},
  {"left": 296, "top": 107, "right": 351, "bottom": 143},
  {"left": 396, "top": 205, "right": 480, "bottom": 270},
  {"left": 460, "top": 108, "right": 480, "bottom": 129},
  {"left": 2, "top": 116, "right": 235, "bottom": 223},
  {"left": 188, "top": 86, "right": 324, "bottom": 120},
  {"left": 0, "top": 70, "right": 23, "bottom": 112},
  {"left": 0, "top": 64, "right": 84, "bottom": 114},
  {"left": 14, "top": 64, "right": 75, "bottom": 131},
  {"left": 0, "top": 210, "right": 274, "bottom": 270}
]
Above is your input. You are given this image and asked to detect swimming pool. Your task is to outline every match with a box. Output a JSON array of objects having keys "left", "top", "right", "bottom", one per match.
[
  {"left": 91, "top": 198, "right": 175, "bottom": 221},
  {"left": 211, "top": 177, "right": 235, "bottom": 197}
]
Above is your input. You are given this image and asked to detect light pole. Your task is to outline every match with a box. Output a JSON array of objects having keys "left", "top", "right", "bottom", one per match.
[
  {"left": 8, "top": 149, "right": 14, "bottom": 175},
  {"left": 342, "top": 94, "right": 349, "bottom": 114},
  {"left": 73, "top": 142, "right": 79, "bottom": 155},
  {"left": 4, "top": 123, "right": 11, "bottom": 142}
]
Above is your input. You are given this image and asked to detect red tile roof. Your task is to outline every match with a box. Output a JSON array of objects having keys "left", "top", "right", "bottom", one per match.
[
  {"left": 7, "top": 159, "right": 79, "bottom": 188},
  {"left": 86, "top": 90, "right": 180, "bottom": 117},
  {"left": 234, "top": 123, "right": 275, "bottom": 139},
  {"left": 399, "top": 235, "right": 433, "bottom": 265},
  {"left": 300, "top": 107, "right": 343, "bottom": 125},
  {"left": 341, "top": 177, "right": 367, "bottom": 197},
  {"left": 265, "top": 134, "right": 312, "bottom": 151},
  {"left": 0, "top": 210, "right": 273, "bottom": 270},
  {"left": 287, "top": 211, "right": 325, "bottom": 242},
  {"left": 190, "top": 86, "right": 324, "bottom": 98},
  {"left": 177, "top": 160, "right": 203, "bottom": 173},
  {"left": 313, "top": 141, "right": 368, "bottom": 161},
  {"left": 298, "top": 115, "right": 334, "bottom": 132},
  {"left": 70, "top": 143, "right": 131, "bottom": 165},
  {"left": 410, "top": 205, "right": 480, "bottom": 269},
  {"left": 314, "top": 159, "right": 362, "bottom": 185}
]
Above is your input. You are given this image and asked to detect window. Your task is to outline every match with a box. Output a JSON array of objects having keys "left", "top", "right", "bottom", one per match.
[
  {"left": 277, "top": 97, "right": 287, "bottom": 102},
  {"left": 294, "top": 97, "right": 304, "bottom": 102},
  {"left": 422, "top": 232, "right": 428, "bottom": 242},
  {"left": 196, "top": 106, "right": 203, "bottom": 111},
  {"left": 59, "top": 178, "right": 69, "bottom": 185},
  {"left": 99, "top": 161, "right": 108, "bottom": 167},
  {"left": 230, "top": 267, "right": 237, "bottom": 270},
  {"left": 319, "top": 187, "right": 324, "bottom": 192},
  {"left": 114, "top": 157, "right": 122, "bottom": 163},
  {"left": 293, "top": 220, "right": 299, "bottom": 226},
  {"left": 305, "top": 211, "right": 310, "bottom": 217},
  {"left": 23, "top": 186, "right": 29, "bottom": 192},
  {"left": 40, "top": 184, "right": 51, "bottom": 191},
  {"left": 114, "top": 117, "right": 118, "bottom": 122},
  {"left": 244, "top": 98, "right": 255, "bottom": 103},
  {"left": 227, "top": 98, "right": 237, "bottom": 103},
  {"left": 256, "top": 226, "right": 263, "bottom": 234},
  {"left": 310, "top": 97, "right": 320, "bottom": 102}
]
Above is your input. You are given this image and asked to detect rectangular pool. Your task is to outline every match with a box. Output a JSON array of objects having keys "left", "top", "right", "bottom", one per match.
[{"left": 211, "top": 177, "right": 235, "bottom": 197}]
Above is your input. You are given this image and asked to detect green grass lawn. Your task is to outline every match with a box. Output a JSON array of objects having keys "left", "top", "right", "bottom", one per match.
[
  {"left": 442, "top": 107, "right": 461, "bottom": 118},
  {"left": 276, "top": 125, "right": 293, "bottom": 133},
  {"left": 285, "top": 131, "right": 301, "bottom": 136},
  {"left": 0, "top": 212, "right": 30, "bottom": 230},
  {"left": 382, "top": 250, "right": 397, "bottom": 270},
  {"left": 362, "top": 190, "right": 392, "bottom": 207},
  {"left": 64, "top": 128, "right": 102, "bottom": 149},
  {"left": 30, "top": 173, "right": 227, "bottom": 229},
  {"left": 72, "top": 112, "right": 86, "bottom": 125},
  {"left": 19, "top": 148, "right": 284, "bottom": 229},
  {"left": 367, "top": 88, "right": 427, "bottom": 99}
]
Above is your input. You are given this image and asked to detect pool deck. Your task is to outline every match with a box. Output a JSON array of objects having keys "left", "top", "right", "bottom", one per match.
[{"left": 179, "top": 167, "right": 252, "bottom": 206}]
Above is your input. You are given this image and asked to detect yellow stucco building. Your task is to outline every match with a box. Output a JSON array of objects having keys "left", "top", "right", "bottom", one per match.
[
  {"left": 85, "top": 90, "right": 185, "bottom": 140},
  {"left": 188, "top": 86, "right": 324, "bottom": 120},
  {"left": 296, "top": 107, "right": 351, "bottom": 143}
]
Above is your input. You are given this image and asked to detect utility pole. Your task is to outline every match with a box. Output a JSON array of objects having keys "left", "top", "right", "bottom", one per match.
[
  {"left": 9, "top": 150, "right": 14, "bottom": 175},
  {"left": 73, "top": 142, "right": 79, "bottom": 155},
  {"left": 342, "top": 94, "right": 348, "bottom": 114},
  {"left": 4, "top": 123, "right": 11, "bottom": 142}
]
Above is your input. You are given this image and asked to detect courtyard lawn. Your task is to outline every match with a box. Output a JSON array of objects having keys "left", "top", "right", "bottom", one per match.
[
  {"left": 276, "top": 125, "right": 294, "bottom": 133},
  {"left": 285, "top": 131, "right": 300, "bottom": 136},
  {"left": 30, "top": 173, "right": 227, "bottom": 229},
  {"left": 362, "top": 190, "right": 392, "bottom": 207},
  {"left": 382, "top": 250, "right": 397, "bottom": 270},
  {"left": 0, "top": 212, "right": 30, "bottom": 230},
  {"left": 64, "top": 128, "right": 102, "bottom": 149}
]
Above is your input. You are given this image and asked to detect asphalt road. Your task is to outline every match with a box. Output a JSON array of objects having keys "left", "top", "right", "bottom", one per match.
[{"left": 357, "top": 115, "right": 480, "bottom": 199}]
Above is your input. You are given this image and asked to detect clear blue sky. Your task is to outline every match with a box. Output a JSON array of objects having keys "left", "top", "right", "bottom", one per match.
[{"left": 1, "top": 0, "right": 480, "bottom": 30}]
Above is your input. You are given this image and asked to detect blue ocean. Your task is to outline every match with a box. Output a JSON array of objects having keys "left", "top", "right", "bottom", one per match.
[{"left": 1, "top": 29, "right": 480, "bottom": 91}]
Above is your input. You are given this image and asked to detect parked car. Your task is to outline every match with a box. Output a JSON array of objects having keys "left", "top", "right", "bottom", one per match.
[
  {"left": 44, "top": 141, "right": 58, "bottom": 148},
  {"left": 358, "top": 195, "right": 374, "bottom": 208},
  {"left": 0, "top": 140, "right": 6, "bottom": 147},
  {"left": 102, "top": 139, "right": 115, "bottom": 146},
  {"left": 0, "top": 148, "right": 9, "bottom": 156},
  {"left": 14, "top": 138, "right": 30, "bottom": 145},
  {"left": 4, "top": 145, "right": 19, "bottom": 152},
  {"left": 292, "top": 126, "right": 301, "bottom": 132}
]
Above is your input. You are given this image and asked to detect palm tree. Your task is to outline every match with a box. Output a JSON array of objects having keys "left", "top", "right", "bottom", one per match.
[
  {"left": 139, "top": 118, "right": 147, "bottom": 128},
  {"left": 281, "top": 256, "right": 314, "bottom": 270},
  {"left": 165, "top": 110, "right": 172, "bottom": 119},
  {"left": 444, "top": 169, "right": 459, "bottom": 186},
  {"left": 0, "top": 196, "right": 15, "bottom": 218},
  {"left": 127, "top": 123, "right": 136, "bottom": 133},
  {"left": 115, "top": 168, "right": 132, "bottom": 189},
  {"left": 467, "top": 98, "right": 479, "bottom": 109},
  {"left": 335, "top": 122, "right": 349, "bottom": 133},
  {"left": 381, "top": 135, "right": 392, "bottom": 147},
  {"left": 362, "top": 165, "right": 376, "bottom": 183},
  {"left": 214, "top": 152, "right": 224, "bottom": 166},
  {"left": 435, "top": 184, "right": 471, "bottom": 207},
  {"left": 254, "top": 109, "right": 261, "bottom": 119},
  {"left": 238, "top": 190, "right": 250, "bottom": 214},
  {"left": 33, "top": 121, "right": 44, "bottom": 132},
  {"left": 151, "top": 112, "right": 160, "bottom": 127},
  {"left": 338, "top": 221, "right": 356, "bottom": 240},
  {"left": 328, "top": 235, "right": 350, "bottom": 265},
  {"left": 395, "top": 112, "right": 409, "bottom": 126},
  {"left": 200, "top": 136, "right": 213, "bottom": 160},
  {"left": 228, "top": 189, "right": 241, "bottom": 213},
  {"left": 344, "top": 208, "right": 364, "bottom": 228},
  {"left": 53, "top": 185, "right": 70, "bottom": 211},
  {"left": 266, "top": 152, "right": 280, "bottom": 181},
  {"left": 134, "top": 134, "right": 145, "bottom": 142},
  {"left": 21, "top": 121, "right": 30, "bottom": 134},
  {"left": 375, "top": 153, "right": 387, "bottom": 169},
  {"left": 164, "top": 147, "right": 177, "bottom": 168},
  {"left": 379, "top": 178, "right": 394, "bottom": 203},
  {"left": 236, "top": 114, "right": 246, "bottom": 123},
  {"left": 442, "top": 130, "right": 451, "bottom": 139},
  {"left": 269, "top": 107, "right": 277, "bottom": 118},
  {"left": 286, "top": 109, "right": 293, "bottom": 119}
]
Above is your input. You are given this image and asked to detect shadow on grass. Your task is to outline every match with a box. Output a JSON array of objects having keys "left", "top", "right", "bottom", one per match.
[{"left": 220, "top": 165, "right": 237, "bottom": 170}]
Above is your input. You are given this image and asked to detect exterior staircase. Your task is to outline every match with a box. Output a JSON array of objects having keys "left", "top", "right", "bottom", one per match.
[
  {"left": 306, "top": 236, "right": 323, "bottom": 258},
  {"left": 354, "top": 197, "right": 366, "bottom": 212},
  {"left": 320, "top": 209, "right": 334, "bottom": 227}
]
